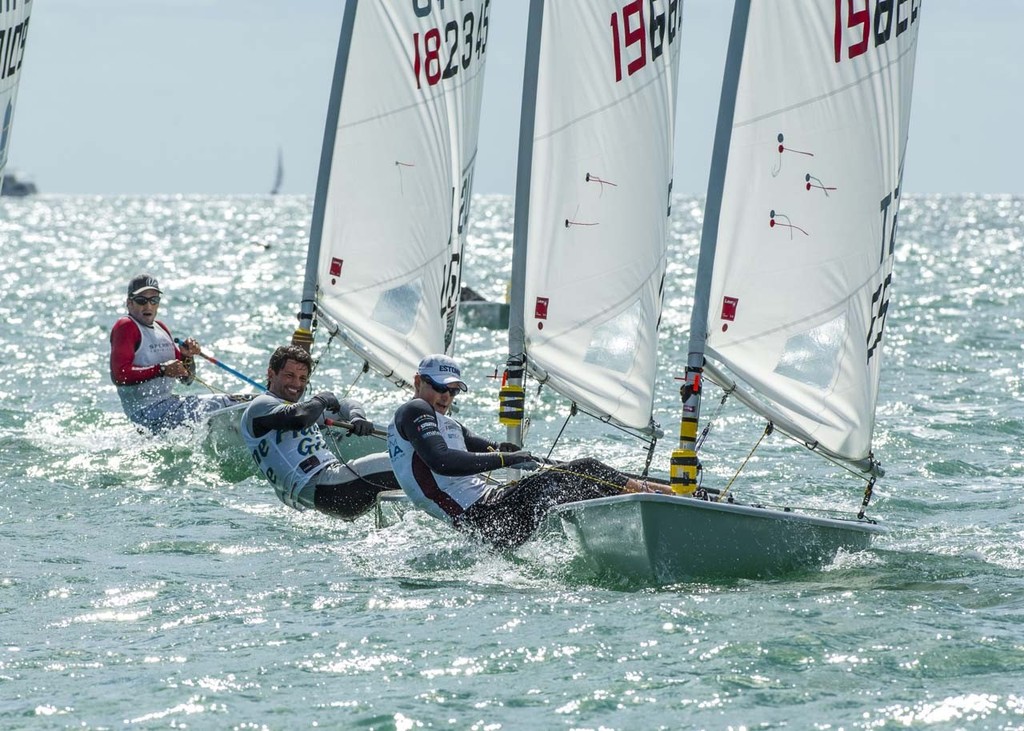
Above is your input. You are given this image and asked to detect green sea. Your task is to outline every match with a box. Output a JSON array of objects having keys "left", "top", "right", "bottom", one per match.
[{"left": 1, "top": 193, "right": 1022, "bottom": 729}]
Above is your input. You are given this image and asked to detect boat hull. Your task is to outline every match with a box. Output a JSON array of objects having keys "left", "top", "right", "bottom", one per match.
[{"left": 550, "top": 493, "right": 885, "bottom": 584}]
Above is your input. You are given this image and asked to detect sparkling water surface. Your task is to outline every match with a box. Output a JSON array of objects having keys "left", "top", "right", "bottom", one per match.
[{"left": 1, "top": 194, "right": 1022, "bottom": 729}]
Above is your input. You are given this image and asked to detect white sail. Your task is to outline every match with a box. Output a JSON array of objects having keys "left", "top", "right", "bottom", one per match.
[
  {"left": 511, "top": 0, "right": 682, "bottom": 431},
  {"left": 298, "top": 0, "right": 491, "bottom": 385},
  {"left": 0, "top": 0, "right": 33, "bottom": 180},
  {"left": 700, "top": 2, "right": 921, "bottom": 465}
]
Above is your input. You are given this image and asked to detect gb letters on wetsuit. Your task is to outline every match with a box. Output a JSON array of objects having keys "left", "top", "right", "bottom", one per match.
[{"left": 241, "top": 392, "right": 339, "bottom": 509}]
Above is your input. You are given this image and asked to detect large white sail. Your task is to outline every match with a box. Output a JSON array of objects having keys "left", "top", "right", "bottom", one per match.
[
  {"left": 0, "top": 0, "right": 32, "bottom": 180},
  {"left": 700, "top": 1, "right": 921, "bottom": 465},
  {"left": 297, "top": 0, "right": 491, "bottom": 385},
  {"left": 510, "top": 0, "right": 683, "bottom": 432}
]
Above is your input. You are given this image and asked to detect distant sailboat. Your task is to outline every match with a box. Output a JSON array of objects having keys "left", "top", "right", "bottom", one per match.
[
  {"left": 0, "top": 1, "right": 33, "bottom": 191},
  {"left": 269, "top": 147, "right": 284, "bottom": 195}
]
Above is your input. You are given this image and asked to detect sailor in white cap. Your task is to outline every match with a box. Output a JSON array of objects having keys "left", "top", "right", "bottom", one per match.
[{"left": 388, "top": 354, "right": 671, "bottom": 549}]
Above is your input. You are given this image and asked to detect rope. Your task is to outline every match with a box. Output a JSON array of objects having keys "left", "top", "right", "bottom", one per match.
[
  {"left": 717, "top": 422, "right": 773, "bottom": 503},
  {"left": 774, "top": 427, "right": 880, "bottom": 516},
  {"left": 546, "top": 404, "right": 576, "bottom": 461},
  {"left": 191, "top": 373, "right": 230, "bottom": 396},
  {"left": 524, "top": 463, "right": 627, "bottom": 492},
  {"left": 696, "top": 390, "right": 730, "bottom": 452}
]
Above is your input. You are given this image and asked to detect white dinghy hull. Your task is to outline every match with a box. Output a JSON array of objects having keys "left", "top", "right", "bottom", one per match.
[{"left": 550, "top": 493, "right": 885, "bottom": 584}]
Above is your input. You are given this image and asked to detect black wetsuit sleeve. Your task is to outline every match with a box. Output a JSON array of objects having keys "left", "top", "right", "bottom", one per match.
[
  {"left": 394, "top": 399, "right": 505, "bottom": 476},
  {"left": 249, "top": 398, "right": 327, "bottom": 438}
]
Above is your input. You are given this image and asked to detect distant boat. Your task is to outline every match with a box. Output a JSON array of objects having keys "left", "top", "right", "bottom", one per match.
[
  {"left": 459, "top": 285, "right": 509, "bottom": 330},
  {"left": 269, "top": 148, "right": 283, "bottom": 195},
  {"left": 0, "top": 168, "right": 36, "bottom": 195},
  {"left": 0, "top": 1, "right": 33, "bottom": 192},
  {"left": 0, "top": 170, "right": 36, "bottom": 197}
]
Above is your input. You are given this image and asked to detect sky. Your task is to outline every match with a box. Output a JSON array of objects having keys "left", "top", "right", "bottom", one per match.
[{"left": 8, "top": 0, "right": 1024, "bottom": 196}]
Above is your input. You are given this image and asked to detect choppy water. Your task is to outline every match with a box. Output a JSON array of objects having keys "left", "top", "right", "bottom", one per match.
[{"left": 1, "top": 193, "right": 1023, "bottom": 729}]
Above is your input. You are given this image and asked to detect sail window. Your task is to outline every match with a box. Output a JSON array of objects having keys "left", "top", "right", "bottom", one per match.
[
  {"left": 773, "top": 313, "right": 846, "bottom": 391},
  {"left": 583, "top": 300, "right": 643, "bottom": 375},
  {"left": 371, "top": 281, "right": 423, "bottom": 335}
]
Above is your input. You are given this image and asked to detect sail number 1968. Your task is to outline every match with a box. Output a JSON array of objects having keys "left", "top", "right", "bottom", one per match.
[
  {"left": 834, "top": 0, "right": 921, "bottom": 63},
  {"left": 610, "top": 0, "right": 681, "bottom": 83}
]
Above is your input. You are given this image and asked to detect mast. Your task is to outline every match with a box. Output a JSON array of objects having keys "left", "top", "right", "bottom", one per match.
[
  {"left": 291, "top": 0, "right": 359, "bottom": 351},
  {"left": 500, "top": 0, "right": 545, "bottom": 446},
  {"left": 671, "top": 0, "right": 751, "bottom": 494}
]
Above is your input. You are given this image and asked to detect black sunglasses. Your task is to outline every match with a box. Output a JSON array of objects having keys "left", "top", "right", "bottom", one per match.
[
  {"left": 422, "top": 375, "right": 462, "bottom": 396},
  {"left": 130, "top": 295, "right": 161, "bottom": 305}
]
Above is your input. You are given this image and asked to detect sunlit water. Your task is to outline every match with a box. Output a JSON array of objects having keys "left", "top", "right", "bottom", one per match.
[{"left": 1, "top": 194, "right": 1022, "bottom": 729}]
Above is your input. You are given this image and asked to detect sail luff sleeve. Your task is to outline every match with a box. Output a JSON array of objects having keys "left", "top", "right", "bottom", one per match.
[{"left": 294, "top": 0, "right": 359, "bottom": 344}]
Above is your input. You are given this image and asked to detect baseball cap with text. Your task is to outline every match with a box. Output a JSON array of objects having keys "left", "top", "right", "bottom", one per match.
[
  {"left": 127, "top": 274, "right": 162, "bottom": 297},
  {"left": 416, "top": 354, "right": 468, "bottom": 392}
]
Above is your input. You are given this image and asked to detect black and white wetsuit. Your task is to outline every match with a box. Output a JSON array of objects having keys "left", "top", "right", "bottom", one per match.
[
  {"left": 242, "top": 392, "right": 397, "bottom": 520},
  {"left": 388, "top": 398, "right": 628, "bottom": 549}
]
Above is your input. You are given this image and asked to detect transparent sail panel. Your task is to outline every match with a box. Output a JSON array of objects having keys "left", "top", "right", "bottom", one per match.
[
  {"left": 584, "top": 300, "right": 643, "bottom": 375},
  {"left": 371, "top": 281, "right": 424, "bottom": 337},
  {"left": 773, "top": 313, "right": 846, "bottom": 391}
]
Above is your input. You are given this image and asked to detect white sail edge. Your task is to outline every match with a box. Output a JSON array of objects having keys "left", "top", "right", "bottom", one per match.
[{"left": 703, "top": 360, "right": 881, "bottom": 477}]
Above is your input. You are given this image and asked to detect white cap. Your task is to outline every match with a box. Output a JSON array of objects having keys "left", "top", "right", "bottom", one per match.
[{"left": 416, "top": 354, "right": 468, "bottom": 392}]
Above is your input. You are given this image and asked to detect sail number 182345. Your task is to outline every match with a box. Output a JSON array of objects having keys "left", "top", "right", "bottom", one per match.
[{"left": 412, "top": 0, "right": 490, "bottom": 89}]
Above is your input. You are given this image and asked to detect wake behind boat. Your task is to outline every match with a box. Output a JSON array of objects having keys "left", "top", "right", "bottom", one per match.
[{"left": 504, "top": 0, "right": 919, "bottom": 584}]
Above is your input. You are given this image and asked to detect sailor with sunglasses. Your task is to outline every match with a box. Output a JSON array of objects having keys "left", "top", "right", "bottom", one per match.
[
  {"left": 389, "top": 355, "right": 670, "bottom": 550},
  {"left": 109, "top": 274, "right": 240, "bottom": 431}
]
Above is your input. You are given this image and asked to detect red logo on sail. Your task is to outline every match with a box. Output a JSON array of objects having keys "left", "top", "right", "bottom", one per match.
[
  {"left": 329, "top": 258, "right": 343, "bottom": 277},
  {"left": 535, "top": 297, "right": 549, "bottom": 322},
  {"left": 721, "top": 296, "right": 738, "bottom": 322}
]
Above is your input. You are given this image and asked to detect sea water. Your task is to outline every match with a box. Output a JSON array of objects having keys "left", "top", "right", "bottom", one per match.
[{"left": 0, "top": 194, "right": 1022, "bottom": 729}]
